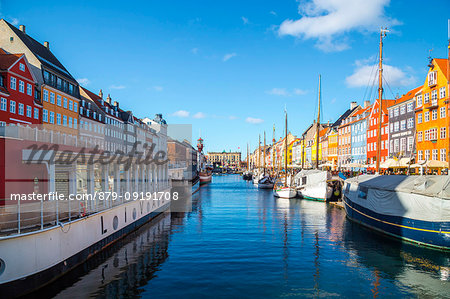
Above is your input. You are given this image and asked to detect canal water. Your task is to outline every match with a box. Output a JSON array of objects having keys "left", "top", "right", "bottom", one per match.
[{"left": 38, "top": 175, "right": 449, "bottom": 298}]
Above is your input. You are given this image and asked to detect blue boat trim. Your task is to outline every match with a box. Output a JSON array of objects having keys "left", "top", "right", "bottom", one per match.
[{"left": 343, "top": 195, "right": 450, "bottom": 251}]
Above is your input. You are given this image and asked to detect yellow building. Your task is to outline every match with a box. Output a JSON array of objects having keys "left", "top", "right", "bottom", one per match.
[
  {"left": 310, "top": 127, "right": 329, "bottom": 165},
  {"left": 207, "top": 151, "right": 242, "bottom": 168}
]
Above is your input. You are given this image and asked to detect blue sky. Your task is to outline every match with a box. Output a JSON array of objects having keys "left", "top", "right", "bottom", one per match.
[{"left": 1, "top": 0, "right": 449, "bottom": 153}]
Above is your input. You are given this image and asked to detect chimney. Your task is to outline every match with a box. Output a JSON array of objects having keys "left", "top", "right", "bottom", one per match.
[
  {"left": 99, "top": 89, "right": 103, "bottom": 98},
  {"left": 19, "top": 25, "right": 26, "bottom": 34},
  {"left": 350, "top": 101, "right": 357, "bottom": 110},
  {"left": 113, "top": 101, "right": 119, "bottom": 108},
  {"left": 364, "top": 100, "right": 371, "bottom": 108},
  {"left": 44, "top": 41, "right": 50, "bottom": 49},
  {"left": 106, "top": 94, "right": 111, "bottom": 104}
]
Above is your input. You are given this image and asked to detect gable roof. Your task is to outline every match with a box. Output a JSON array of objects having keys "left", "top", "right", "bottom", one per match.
[
  {"left": 434, "top": 58, "right": 448, "bottom": 80},
  {"left": 3, "top": 19, "right": 77, "bottom": 83},
  {"left": 332, "top": 105, "right": 359, "bottom": 128},
  {"left": 388, "top": 86, "right": 422, "bottom": 108},
  {"left": 0, "top": 53, "right": 21, "bottom": 70}
]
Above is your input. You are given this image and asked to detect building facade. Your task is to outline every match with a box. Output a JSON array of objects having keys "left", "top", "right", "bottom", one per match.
[
  {"left": 207, "top": 151, "right": 241, "bottom": 168},
  {"left": 388, "top": 87, "right": 420, "bottom": 159},
  {"left": 349, "top": 102, "right": 371, "bottom": 167},
  {"left": 415, "top": 58, "right": 448, "bottom": 164}
]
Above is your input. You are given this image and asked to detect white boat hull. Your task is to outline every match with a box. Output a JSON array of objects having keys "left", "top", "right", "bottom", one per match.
[
  {"left": 273, "top": 187, "right": 297, "bottom": 198},
  {"left": 298, "top": 183, "right": 332, "bottom": 201}
]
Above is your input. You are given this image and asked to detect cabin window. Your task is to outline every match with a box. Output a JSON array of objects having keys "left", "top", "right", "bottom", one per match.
[
  {"left": 358, "top": 186, "right": 368, "bottom": 199},
  {"left": 301, "top": 177, "right": 307, "bottom": 186},
  {"left": 344, "top": 183, "right": 350, "bottom": 195}
]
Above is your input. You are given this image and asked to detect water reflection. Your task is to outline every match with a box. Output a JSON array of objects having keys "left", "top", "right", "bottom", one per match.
[{"left": 33, "top": 175, "right": 449, "bottom": 298}]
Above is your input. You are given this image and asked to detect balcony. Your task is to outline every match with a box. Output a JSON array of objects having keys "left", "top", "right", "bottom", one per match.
[{"left": 426, "top": 99, "right": 439, "bottom": 109}]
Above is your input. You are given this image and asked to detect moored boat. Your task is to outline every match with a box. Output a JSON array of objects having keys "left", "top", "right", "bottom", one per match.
[
  {"left": 343, "top": 174, "right": 450, "bottom": 251},
  {"left": 199, "top": 169, "right": 212, "bottom": 185},
  {"left": 294, "top": 169, "right": 333, "bottom": 201},
  {"left": 258, "top": 175, "right": 275, "bottom": 189}
]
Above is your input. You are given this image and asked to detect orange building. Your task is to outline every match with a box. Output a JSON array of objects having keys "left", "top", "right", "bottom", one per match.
[
  {"left": 415, "top": 58, "right": 449, "bottom": 164},
  {"left": 327, "top": 128, "right": 338, "bottom": 169}
]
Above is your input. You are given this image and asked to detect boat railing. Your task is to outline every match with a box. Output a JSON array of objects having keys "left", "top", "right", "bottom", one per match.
[{"left": 0, "top": 181, "right": 172, "bottom": 238}]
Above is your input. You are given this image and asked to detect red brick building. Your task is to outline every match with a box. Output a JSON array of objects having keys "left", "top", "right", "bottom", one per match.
[{"left": 0, "top": 51, "right": 41, "bottom": 125}]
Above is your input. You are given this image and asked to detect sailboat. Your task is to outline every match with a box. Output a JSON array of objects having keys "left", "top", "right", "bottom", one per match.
[
  {"left": 243, "top": 143, "right": 253, "bottom": 180},
  {"left": 274, "top": 110, "right": 297, "bottom": 198},
  {"left": 342, "top": 28, "right": 450, "bottom": 250},
  {"left": 258, "top": 131, "right": 275, "bottom": 189},
  {"left": 295, "top": 75, "right": 336, "bottom": 201},
  {"left": 252, "top": 135, "right": 263, "bottom": 184}
]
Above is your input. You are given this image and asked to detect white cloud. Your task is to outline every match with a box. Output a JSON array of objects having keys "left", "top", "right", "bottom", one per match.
[
  {"left": 241, "top": 16, "right": 249, "bottom": 25},
  {"left": 172, "top": 110, "right": 190, "bottom": 117},
  {"left": 110, "top": 84, "right": 126, "bottom": 90},
  {"left": 193, "top": 112, "right": 206, "bottom": 119},
  {"left": 10, "top": 17, "right": 19, "bottom": 26},
  {"left": 346, "top": 60, "right": 416, "bottom": 87},
  {"left": 267, "top": 88, "right": 307, "bottom": 96},
  {"left": 153, "top": 86, "right": 163, "bottom": 92},
  {"left": 223, "top": 53, "right": 237, "bottom": 62},
  {"left": 191, "top": 48, "right": 199, "bottom": 54},
  {"left": 267, "top": 88, "right": 289, "bottom": 96},
  {"left": 278, "top": 0, "right": 399, "bottom": 51},
  {"left": 246, "top": 117, "right": 264, "bottom": 124},
  {"left": 77, "top": 78, "right": 90, "bottom": 86},
  {"left": 293, "top": 88, "right": 307, "bottom": 95}
]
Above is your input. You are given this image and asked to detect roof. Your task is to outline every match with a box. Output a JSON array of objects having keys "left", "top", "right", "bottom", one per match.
[
  {"left": 434, "top": 58, "right": 448, "bottom": 80},
  {"left": 0, "top": 53, "right": 21, "bottom": 70},
  {"left": 388, "top": 86, "right": 422, "bottom": 108},
  {"left": 347, "top": 104, "right": 373, "bottom": 126},
  {"left": 3, "top": 19, "right": 77, "bottom": 83},
  {"left": 332, "top": 105, "right": 359, "bottom": 128}
]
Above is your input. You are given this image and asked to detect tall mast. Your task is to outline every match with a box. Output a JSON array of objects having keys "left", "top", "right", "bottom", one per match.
[
  {"left": 376, "top": 28, "right": 388, "bottom": 173},
  {"left": 258, "top": 134, "right": 261, "bottom": 170},
  {"left": 301, "top": 134, "right": 305, "bottom": 169},
  {"left": 273, "top": 124, "right": 276, "bottom": 172},
  {"left": 316, "top": 75, "right": 321, "bottom": 169},
  {"left": 247, "top": 143, "right": 249, "bottom": 171},
  {"left": 285, "top": 110, "right": 288, "bottom": 186},
  {"left": 263, "top": 131, "right": 266, "bottom": 175},
  {"left": 447, "top": 19, "right": 450, "bottom": 171}
]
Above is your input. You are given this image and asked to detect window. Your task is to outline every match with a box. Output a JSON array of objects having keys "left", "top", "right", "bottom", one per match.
[
  {"left": 432, "top": 109, "right": 437, "bottom": 120},
  {"left": 69, "top": 100, "right": 73, "bottom": 111},
  {"left": 34, "top": 108, "right": 39, "bottom": 119},
  {"left": 424, "top": 130, "right": 429, "bottom": 141},
  {"left": 440, "top": 127, "right": 446, "bottom": 139},
  {"left": 431, "top": 90, "right": 438, "bottom": 101},
  {"left": 425, "top": 150, "right": 430, "bottom": 161},
  {"left": 407, "top": 137, "right": 413, "bottom": 151},
  {"left": 63, "top": 115, "right": 67, "bottom": 126},
  {"left": 407, "top": 102, "right": 414, "bottom": 112},
  {"left": 418, "top": 114, "right": 422, "bottom": 123},
  {"left": 393, "top": 139, "right": 399, "bottom": 153},
  {"left": 390, "top": 123, "right": 393, "bottom": 133},
  {"left": 56, "top": 113, "right": 61, "bottom": 125},
  {"left": 428, "top": 71, "right": 437, "bottom": 86},
  {"left": 49, "top": 111, "right": 54, "bottom": 124},
  {"left": 429, "top": 128, "right": 437, "bottom": 140},
  {"left": 27, "top": 83, "right": 32, "bottom": 96},
  {"left": 68, "top": 117, "right": 72, "bottom": 128},
  {"left": 440, "top": 149, "right": 446, "bottom": 162},
  {"left": 50, "top": 92, "right": 55, "bottom": 104},
  {"left": 63, "top": 97, "right": 68, "bottom": 108},
  {"left": 400, "top": 138, "right": 406, "bottom": 152},
  {"left": 416, "top": 94, "right": 422, "bottom": 107},
  {"left": 10, "top": 77, "right": 16, "bottom": 90},
  {"left": 390, "top": 140, "right": 393, "bottom": 153},
  {"left": 393, "top": 108, "right": 399, "bottom": 117},
  {"left": 394, "top": 122, "right": 399, "bottom": 132},
  {"left": 418, "top": 150, "right": 423, "bottom": 161},
  {"left": 389, "top": 109, "right": 393, "bottom": 118},
  {"left": 432, "top": 149, "right": 438, "bottom": 161},
  {"left": 0, "top": 98, "right": 6, "bottom": 111},
  {"left": 440, "top": 87, "right": 446, "bottom": 99},
  {"left": 19, "top": 63, "right": 25, "bottom": 71},
  {"left": 424, "top": 111, "right": 429, "bottom": 122},
  {"left": 407, "top": 117, "right": 414, "bottom": 129},
  {"left": 43, "top": 90, "right": 48, "bottom": 101},
  {"left": 400, "top": 105, "right": 406, "bottom": 115},
  {"left": 74, "top": 118, "right": 77, "bottom": 129},
  {"left": 424, "top": 93, "right": 429, "bottom": 104},
  {"left": 400, "top": 120, "right": 406, "bottom": 130},
  {"left": 26, "top": 105, "right": 31, "bottom": 117},
  {"left": 57, "top": 95, "right": 62, "bottom": 106},
  {"left": 10, "top": 100, "right": 16, "bottom": 113},
  {"left": 19, "top": 80, "right": 24, "bottom": 93},
  {"left": 43, "top": 109, "right": 48, "bottom": 122},
  {"left": 74, "top": 102, "right": 78, "bottom": 112}
]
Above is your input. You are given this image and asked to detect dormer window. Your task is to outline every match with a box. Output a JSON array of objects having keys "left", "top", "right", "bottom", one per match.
[
  {"left": 428, "top": 71, "right": 437, "bottom": 86},
  {"left": 19, "top": 63, "right": 25, "bottom": 72}
]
